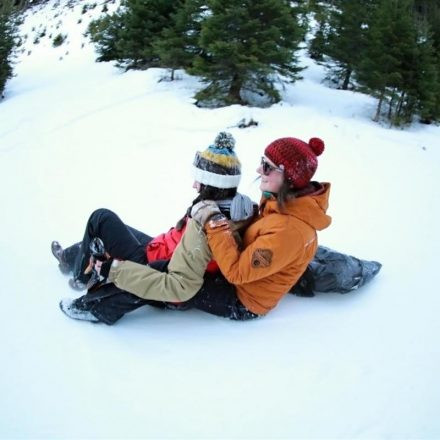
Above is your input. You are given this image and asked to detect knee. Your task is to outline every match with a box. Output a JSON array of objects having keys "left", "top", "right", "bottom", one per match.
[{"left": 89, "top": 208, "right": 116, "bottom": 223}]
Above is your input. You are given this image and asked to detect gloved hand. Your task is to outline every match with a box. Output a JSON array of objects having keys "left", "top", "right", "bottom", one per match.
[
  {"left": 85, "top": 257, "right": 115, "bottom": 292},
  {"left": 190, "top": 200, "right": 222, "bottom": 226},
  {"left": 94, "top": 258, "right": 114, "bottom": 279}
]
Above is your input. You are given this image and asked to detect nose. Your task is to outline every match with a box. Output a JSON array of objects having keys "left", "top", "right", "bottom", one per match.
[{"left": 256, "top": 164, "right": 264, "bottom": 175}]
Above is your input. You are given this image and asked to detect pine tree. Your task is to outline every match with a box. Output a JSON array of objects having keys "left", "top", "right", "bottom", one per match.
[
  {"left": 290, "top": 0, "right": 311, "bottom": 42},
  {"left": 413, "top": 0, "right": 440, "bottom": 123},
  {"left": 87, "top": 11, "right": 125, "bottom": 62},
  {"left": 191, "top": 0, "right": 304, "bottom": 107},
  {"left": 116, "top": 0, "right": 182, "bottom": 69},
  {"left": 412, "top": 34, "right": 439, "bottom": 123},
  {"left": 0, "top": 0, "right": 18, "bottom": 98},
  {"left": 88, "top": 0, "right": 182, "bottom": 70},
  {"left": 308, "top": 2, "right": 331, "bottom": 62},
  {"left": 153, "top": 0, "right": 205, "bottom": 80},
  {"left": 323, "top": 0, "right": 377, "bottom": 90},
  {"left": 356, "top": 0, "right": 420, "bottom": 124},
  {"left": 414, "top": 0, "right": 440, "bottom": 48},
  {"left": 431, "top": 61, "right": 440, "bottom": 123}
]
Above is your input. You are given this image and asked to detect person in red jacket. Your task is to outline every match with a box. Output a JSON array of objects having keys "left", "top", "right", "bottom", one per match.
[{"left": 52, "top": 132, "right": 251, "bottom": 291}]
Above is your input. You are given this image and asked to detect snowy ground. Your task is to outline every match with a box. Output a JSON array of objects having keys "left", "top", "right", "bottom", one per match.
[{"left": 1, "top": 1, "right": 440, "bottom": 438}]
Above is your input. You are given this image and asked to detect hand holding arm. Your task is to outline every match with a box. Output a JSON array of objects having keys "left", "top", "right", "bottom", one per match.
[{"left": 190, "top": 200, "right": 224, "bottom": 226}]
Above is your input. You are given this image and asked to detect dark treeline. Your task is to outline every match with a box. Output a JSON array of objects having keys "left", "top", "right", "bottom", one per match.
[
  {"left": 87, "top": 0, "right": 308, "bottom": 108},
  {"left": 87, "top": 0, "right": 440, "bottom": 124},
  {"left": 1, "top": 0, "right": 440, "bottom": 126},
  {"left": 0, "top": 0, "right": 20, "bottom": 98},
  {"left": 309, "top": 0, "right": 440, "bottom": 125}
]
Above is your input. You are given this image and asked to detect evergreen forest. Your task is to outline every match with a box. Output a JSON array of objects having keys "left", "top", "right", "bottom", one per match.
[{"left": 1, "top": 0, "right": 440, "bottom": 126}]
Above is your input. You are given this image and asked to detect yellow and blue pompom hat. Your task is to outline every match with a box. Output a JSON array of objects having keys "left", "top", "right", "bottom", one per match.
[{"left": 192, "top": 132, "right": 241, "bottom": 189}]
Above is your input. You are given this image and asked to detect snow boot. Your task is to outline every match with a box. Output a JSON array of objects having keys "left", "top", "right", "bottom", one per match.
[
  {"left": 51, "top": 241, "right": 70, "bottom": 275},
  {"left": 307, "top": 246, "right": 382, "bottom": 294},
  {"left": 68, "top": 278, "right": 88, "bottom": 291},
  {"left": 355, "top": 260, "right": 382, "bottom": 290},
  {"left": 59, "top": 298, "right": 100, "bottom": 323}
]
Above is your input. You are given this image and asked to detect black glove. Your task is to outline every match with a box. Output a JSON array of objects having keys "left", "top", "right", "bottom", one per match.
[{"left": 99, "top": 258, "right": 114, "bottom": 279}]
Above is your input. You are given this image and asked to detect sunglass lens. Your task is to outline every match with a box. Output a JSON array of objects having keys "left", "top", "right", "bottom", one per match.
[{"left": 261, "top": 158, "right": 271, "bottom": 175}]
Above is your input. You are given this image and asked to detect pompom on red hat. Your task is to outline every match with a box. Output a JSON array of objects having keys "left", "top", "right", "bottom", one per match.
[{"left": 264, "top": 137, "right": 325, "bottom": 189}]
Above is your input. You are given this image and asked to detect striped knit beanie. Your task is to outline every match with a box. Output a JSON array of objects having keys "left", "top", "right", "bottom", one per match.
[{"left": 192, "top": 132, "right": 241, "bottom": 189}]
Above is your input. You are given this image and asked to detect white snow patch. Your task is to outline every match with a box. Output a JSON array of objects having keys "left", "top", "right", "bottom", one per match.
[{"left": 0, "top": 1, "right": 439, "bottom": 438}]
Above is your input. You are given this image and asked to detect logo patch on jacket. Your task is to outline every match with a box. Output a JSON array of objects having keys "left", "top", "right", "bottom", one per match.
[{"left": 251, "top": 249, "right": 273, "bottom": 268}]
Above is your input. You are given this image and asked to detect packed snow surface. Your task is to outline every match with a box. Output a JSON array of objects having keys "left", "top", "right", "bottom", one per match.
[{"left": 1, "top": 1, "right": 439, "bottom": 438}]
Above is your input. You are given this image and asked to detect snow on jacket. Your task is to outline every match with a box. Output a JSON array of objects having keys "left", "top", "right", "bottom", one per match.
[
  {"left": 205, "top": 183, "right": 332, "bottom": 315},
  {"left": 145, "top": 219, "right": 219, "bottom": 273},
  {"left": 108, "top": 219, "right": 211, "bottom": 302}
]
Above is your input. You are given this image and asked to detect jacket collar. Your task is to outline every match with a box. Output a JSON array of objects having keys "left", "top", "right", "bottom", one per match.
[{"left": 259, "top": 182, "right": 332, "bottom": 231}]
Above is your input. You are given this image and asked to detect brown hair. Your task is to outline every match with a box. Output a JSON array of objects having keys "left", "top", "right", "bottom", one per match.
[
  {"left": 254, "top": 175, "right": 296, "bottom": 212},
  {"left": 276, "top": 181, "right": 323, "bottom": 212},
  {"left": 275, "top": 180, "right": 296, "bottom": 212}
]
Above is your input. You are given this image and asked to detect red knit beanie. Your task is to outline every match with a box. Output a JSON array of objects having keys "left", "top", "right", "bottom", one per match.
[{"left": 264, "top": 137, "right": 325, "bottom": 189}]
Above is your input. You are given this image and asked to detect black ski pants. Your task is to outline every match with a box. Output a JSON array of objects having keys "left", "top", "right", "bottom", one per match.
[
  {"left": 78, "top": 272, "right": 260, "bottom": 325},
  {"left": 62, "top": 208, "right": 153, "bottom": 283},
  {"left": 63, "top": 208, "right": 260, "bottom": 323}
]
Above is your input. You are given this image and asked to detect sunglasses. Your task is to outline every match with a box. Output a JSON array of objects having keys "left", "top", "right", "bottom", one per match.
[{"left": 260, "top": 157, "right": 284, "bottom": 176}]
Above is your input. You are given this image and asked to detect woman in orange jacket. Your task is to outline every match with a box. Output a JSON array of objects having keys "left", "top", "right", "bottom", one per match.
[{"left": 189, "top": 136, "right": 332, "bottom": 316}]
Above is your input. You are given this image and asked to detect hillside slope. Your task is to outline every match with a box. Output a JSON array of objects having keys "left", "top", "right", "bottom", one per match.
[{"left": 1, "top": 1, "right": 439, "bottom": 438}]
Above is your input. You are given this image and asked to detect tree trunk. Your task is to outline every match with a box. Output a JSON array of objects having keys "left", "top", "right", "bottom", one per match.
[
  {"left": 402, "top": 94, "right": 416, "bottom": 124},
  {"left": 341, "top": 68, "right": 352, "bottom": 90},
  {"left": 396, "top": 91, "right": 406, "bottom": 117},
  {"left": 388, "top": 87, "right": 397, "bottom": 120},
  {"left": 374, "top": 90, "right": 385, "bottom": 122},
  {"left": 228, "top": 74, "right": 244, "bottom": 105}
]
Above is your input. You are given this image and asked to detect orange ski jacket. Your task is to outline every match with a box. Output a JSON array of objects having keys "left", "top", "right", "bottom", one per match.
[{"left": 206, "top": 183, "right": 332, "bottom": 315}]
